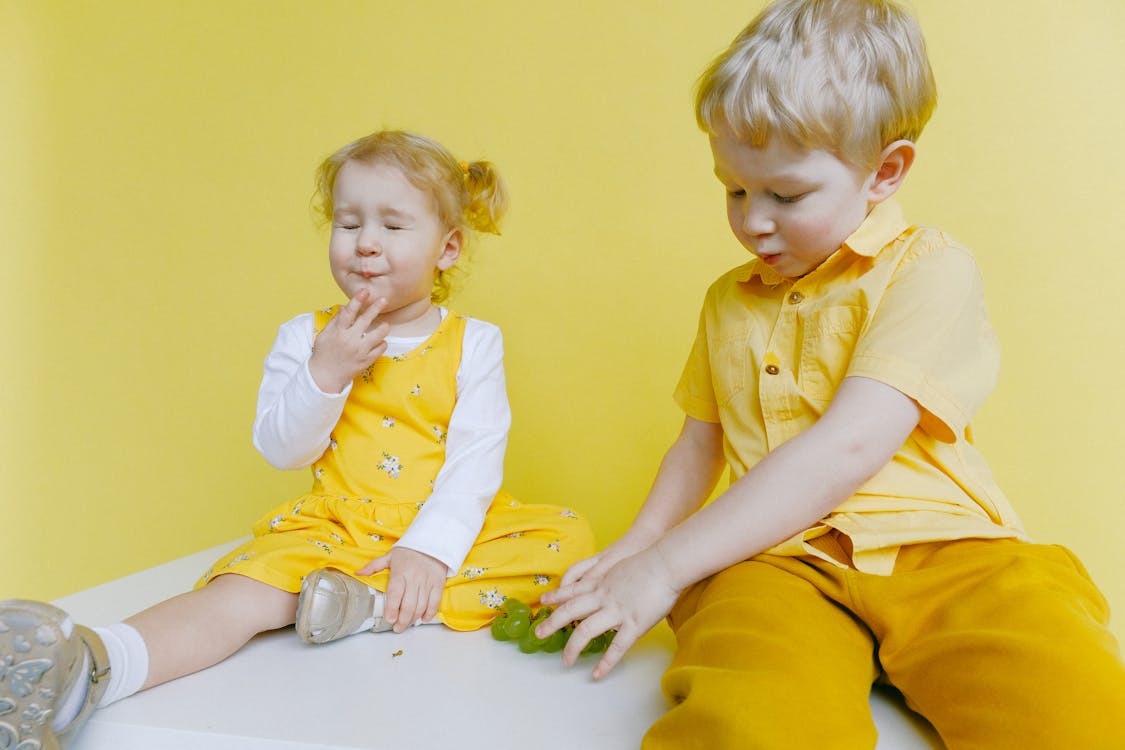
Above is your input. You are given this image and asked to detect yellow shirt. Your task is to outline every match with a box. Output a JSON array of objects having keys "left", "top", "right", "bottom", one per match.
[{"left": 674, "top": 200, "right": 1029, "bottom": 574}]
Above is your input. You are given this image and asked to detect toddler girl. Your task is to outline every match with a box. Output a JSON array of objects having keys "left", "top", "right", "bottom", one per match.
[{"left": 0, "top": 129, "right": 593, "bottom": 749}]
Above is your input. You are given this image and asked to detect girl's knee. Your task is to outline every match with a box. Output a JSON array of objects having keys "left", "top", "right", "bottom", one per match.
[{"left": 205, "top": 573, "right": 297, "bottom": 630}]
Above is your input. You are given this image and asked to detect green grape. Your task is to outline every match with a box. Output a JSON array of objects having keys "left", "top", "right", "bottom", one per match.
[
  {"left": 541, "top": 627, "right": 569, "bottom": 653},
  {"left": 490, "top": 612, "right": 512, "bottom": 641},
  {"left": 502, "top": 598, "right": 531, "bottom": 620},
  {"left": 501, "top": 613, "right": 530, "bottom": 639},
  {"left": 518, "top": 627, "right": 547, "bottom": 654},
  {"left": 493, "top": 597, "right": 622, "bottom": 658},
  {"left": 581, "top": 633, "right": 608, "bottom": 655}
]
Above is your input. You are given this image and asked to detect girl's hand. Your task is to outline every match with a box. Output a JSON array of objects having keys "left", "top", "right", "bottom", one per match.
[
  {"left": 308, "top": 290, "right": 390, "bottom": 393},
  {"left": 534, "top": 546, "right": 682, "bottom": 680},
  {"left": 356, "top": 547, "right": 446, "bottom": 633}
]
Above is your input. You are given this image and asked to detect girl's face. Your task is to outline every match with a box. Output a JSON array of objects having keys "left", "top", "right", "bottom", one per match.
[
  {"left": 328, "top": 160, "right": 460, "bottom": 325},
  {"left": 710, "top": 130, "right": 876, "bottom": 279}
]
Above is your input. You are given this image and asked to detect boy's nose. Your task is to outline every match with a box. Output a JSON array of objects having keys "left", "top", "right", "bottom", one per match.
[{"left": 742, "top": 205, "right": 774, "bottom": 237}]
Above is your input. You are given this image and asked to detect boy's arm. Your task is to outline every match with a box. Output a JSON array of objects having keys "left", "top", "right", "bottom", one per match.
[
  {"left": 653, "top": 375, "right": 920, "bottom": 590},
  {"left": 539, "top": 375, "right": 920, "bottom": 678}
]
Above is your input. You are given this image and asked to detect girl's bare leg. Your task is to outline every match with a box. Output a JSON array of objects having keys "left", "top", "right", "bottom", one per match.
[{"left": 125, "top": 573, "right": 298, "bottom": 689}]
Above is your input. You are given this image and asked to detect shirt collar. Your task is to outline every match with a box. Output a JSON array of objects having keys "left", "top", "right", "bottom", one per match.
[{"left": 737, "top": 200, "right": 909, "bottom": 285}]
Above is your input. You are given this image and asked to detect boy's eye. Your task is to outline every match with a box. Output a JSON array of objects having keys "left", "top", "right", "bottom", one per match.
[
  {"left": 772, "top": 192, "right": 805, "bottom": 204},
  {"left": 726, "top": 189, "right": 746, "bottom": 199}
]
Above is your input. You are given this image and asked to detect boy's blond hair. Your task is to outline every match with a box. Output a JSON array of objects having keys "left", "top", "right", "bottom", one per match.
[
  {"left": 314, "top": 130, "right": 507, "bottom": 303},
  {"left": 695, "top": 0, "right": 937, "bottom": 170}
]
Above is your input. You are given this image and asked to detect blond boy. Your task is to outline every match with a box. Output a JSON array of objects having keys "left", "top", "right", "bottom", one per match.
[{"left": 538, "top": 0, "right": 1125, "bottom": 746}]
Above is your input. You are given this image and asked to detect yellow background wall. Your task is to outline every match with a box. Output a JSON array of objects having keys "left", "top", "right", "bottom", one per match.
[{"left": 3, "top": 1, "right": 1123, "bottom": 642}]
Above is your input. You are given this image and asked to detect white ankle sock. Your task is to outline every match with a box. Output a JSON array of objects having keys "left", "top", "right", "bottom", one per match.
[{"left": 93, "top": 623, "right": 149, "bottom": 707}]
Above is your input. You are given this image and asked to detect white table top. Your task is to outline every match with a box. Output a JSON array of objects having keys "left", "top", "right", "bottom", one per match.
[{"left": 56, "top": 540, "right": 942, "bottom": 749}]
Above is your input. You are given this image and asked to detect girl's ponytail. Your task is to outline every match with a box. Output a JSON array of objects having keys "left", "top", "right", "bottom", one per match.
[{"left": 462, "top": 161, "right": 507, "bottom": 236}]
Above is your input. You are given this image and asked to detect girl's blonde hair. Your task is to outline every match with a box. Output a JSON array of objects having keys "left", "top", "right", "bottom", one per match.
[
  {"left": 695, "top": 0, "right": 937, "bottom": 170},
  {"left": 313, "top": 130, "right": 508, "bottom": 303}
]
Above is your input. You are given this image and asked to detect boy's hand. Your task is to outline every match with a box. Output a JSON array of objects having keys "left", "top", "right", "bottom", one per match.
[
  {"left": 542, "top": 528, "right": 659, "bottom": 606},
  {"left": 535, "top": 547, "right": 681, "bottom": 680},
  {"left": 308, "top": 289, "right": 390, "bottom": 393},
  {"left": 357, "top": 547, "right": 445, "bottom": 632}
]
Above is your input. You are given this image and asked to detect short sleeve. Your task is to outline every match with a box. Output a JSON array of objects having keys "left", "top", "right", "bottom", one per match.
[
  {"left": 674, "top": 300, "right": 722, "bottom": 423},
  {"left": 847, "top": 233, "right": 1000, "bottom": 443}
]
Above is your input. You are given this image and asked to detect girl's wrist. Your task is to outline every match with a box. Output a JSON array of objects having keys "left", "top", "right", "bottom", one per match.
[{"left": 307, "top": 352, "right": 349, "bottom": 394}]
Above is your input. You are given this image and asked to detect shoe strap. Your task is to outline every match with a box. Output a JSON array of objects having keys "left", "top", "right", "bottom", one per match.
[{"left": 56, "top": 625, "right": 111, "bottom": 743}]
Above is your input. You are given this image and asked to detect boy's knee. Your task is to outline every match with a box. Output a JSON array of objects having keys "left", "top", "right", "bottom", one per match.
[{"left": 650, "top": 662, "right": 876, "bottom": 750}]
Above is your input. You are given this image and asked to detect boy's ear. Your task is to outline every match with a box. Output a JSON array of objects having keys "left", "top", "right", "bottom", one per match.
[
  {"left": 866, "top": 140, "right": 916, "bottom": 203},
  {"left": 436, "top": 228, "right": 463, "bottom": 270}
]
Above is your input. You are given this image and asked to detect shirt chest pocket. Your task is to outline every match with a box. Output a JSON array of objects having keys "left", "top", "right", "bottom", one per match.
[
  {"left": 708, "top": 319, "right": 755, "bottom": 407},
  {"left": 798, "top": 305, "right": 865, "bottom": 404}
]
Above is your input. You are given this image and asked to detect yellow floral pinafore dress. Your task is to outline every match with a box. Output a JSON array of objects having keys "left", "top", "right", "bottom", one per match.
[{"left": 198, "top": 308, "right": 594, "bottom": 630}]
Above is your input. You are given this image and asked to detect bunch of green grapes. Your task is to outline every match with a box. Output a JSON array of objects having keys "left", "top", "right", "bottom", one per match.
[{"left": 489, "top": 598, "right": 615, "bottom": 655}]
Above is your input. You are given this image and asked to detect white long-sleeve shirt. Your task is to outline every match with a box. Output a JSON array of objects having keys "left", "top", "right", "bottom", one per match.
[{"left": 252, "top": 308, "right": 510, "bottom": 576}]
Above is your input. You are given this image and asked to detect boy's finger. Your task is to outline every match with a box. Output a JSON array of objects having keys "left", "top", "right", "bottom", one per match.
[
  {"left": 560, "top": 607, "right": 615, "bottom": 666},
  {"left": 559, "top": 556, "right": 599, "bottom": 589},
  {"left": 592, "top": 629, "right": 634, "bottom": 680}
]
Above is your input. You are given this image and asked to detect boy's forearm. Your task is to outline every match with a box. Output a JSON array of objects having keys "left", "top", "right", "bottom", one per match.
[
  {"left": 652, "top": 377, "right": 920, "bottom": 591},
  {"left": 650, "top": 430, "right": 849, "bottom": 589},
  {"left": 627, "top": 418, "right": 727, "bottom": 544}
]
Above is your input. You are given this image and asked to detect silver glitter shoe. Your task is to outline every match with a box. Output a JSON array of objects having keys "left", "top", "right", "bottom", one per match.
[
  {"left": 0, "top": 600, "right": 109, "bottom": 750},
  {"left": 295, "top": 569, "right": 391, "bottom": 644}
]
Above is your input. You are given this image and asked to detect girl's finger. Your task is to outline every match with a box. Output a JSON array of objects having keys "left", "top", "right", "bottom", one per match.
[
  {"left": 337, "top": 290, "right": 367, "bottom": 327},
  {"left": 384, "top": 575, "right": 404, "bottom": 624},
  {"left": 363, "top": 321, "right": 391, "bottom": 349},
  {"left": 367, "top": 341, "right": 388, "bottom": 361},
  {"left": 356, "top": 295, "right": 387, "bottom": 330},
  {"left": 423, "top": 584, "right": 442, "bottom": 622},
  {"left": 395, "top": 584, "right": 418, "bottom": 633}
]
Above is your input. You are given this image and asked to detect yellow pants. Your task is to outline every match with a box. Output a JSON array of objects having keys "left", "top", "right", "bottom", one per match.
[{"left": 645, "top": 539, "right": 1125, "bottom": 749}]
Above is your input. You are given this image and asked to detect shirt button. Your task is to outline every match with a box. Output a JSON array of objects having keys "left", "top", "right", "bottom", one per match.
[
  {"left": 765, "top": 364, "right": 780, "bottom": 375},
  {"left": 788, "top": 291, "right": 804, "bottom": 304}
]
